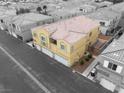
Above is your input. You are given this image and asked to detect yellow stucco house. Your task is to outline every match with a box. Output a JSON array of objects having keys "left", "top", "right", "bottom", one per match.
[{"left": 32, "top": 16, "right": 100, "bottom": 67}]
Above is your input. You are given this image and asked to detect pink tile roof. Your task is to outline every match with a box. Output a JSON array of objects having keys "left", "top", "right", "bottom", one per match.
[{"left": 38, "top": 16, "right": 99, "bottom": 44}]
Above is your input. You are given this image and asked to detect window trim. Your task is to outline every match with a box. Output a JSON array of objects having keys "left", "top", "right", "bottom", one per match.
[
  {"left": 60, "top": 42, "right": 66, "bottom": 51},
  {"left": 40, "top": 34, "right": 47, "bottom": 46}
]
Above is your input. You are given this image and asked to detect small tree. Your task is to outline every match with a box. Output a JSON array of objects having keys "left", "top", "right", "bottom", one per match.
[
  {"left": 85, "top": 56, "right": 90, "bottom": 61},
  {"left": 36, "top": 7, "right": 42, "bottom": 13},
  {"left": 88, "top": 53, "right": 92, "bottom": 59},
  {"left": 43, "top": 5, "right": 47, "bottom": 15}
]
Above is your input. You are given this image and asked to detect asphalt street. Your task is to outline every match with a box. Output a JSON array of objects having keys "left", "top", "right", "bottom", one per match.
[
  {"left": 0, "top": 48, "right": 45, "bottom": 93},
  {"left": 0, "top": 30, "right": 112, "bottom": 93}
]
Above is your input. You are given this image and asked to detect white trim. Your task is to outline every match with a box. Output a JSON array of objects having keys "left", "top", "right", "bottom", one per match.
[
  {"left": 103, "top": 60, "right": 109, "bottom": 68},
  {"left": 116, "top": 65, "right": 123, "bottom": 73}
]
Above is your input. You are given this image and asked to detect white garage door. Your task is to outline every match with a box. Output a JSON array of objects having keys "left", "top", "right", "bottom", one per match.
[
  {"left": 100, "top": 78, "right": 116, "bottom": 92},
  {"left": 54, "top": 54, "right": 68, "bottom": 66},
  {"left": 119, "top": 88, "right": 124, "bottom": 93},
  {"left": 42, "top": 48, "right": 53, "bottom": 58}
]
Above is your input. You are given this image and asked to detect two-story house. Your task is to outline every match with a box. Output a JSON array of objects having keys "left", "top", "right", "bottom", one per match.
[
  {"left": 32, "top": 16, "right": 100, "bottom": 67},
  {"left": 87, "top": 8, "right": 121, "bottom": 35},
  {"left": 94, "top": 34, "right": 124, "bottom": 93},
  {"left": 6, "top": 13, "right": 53, "bottom": 42}
]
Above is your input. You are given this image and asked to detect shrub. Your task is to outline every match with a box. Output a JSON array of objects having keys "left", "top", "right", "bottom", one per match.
[
  {"left": 80, "top": 60, "right": 84, "bottom": 65},
  {"left": 85, "top": 56, "right": 90, "bottom": 61},
  {"left": 88, "top": 53, "right": 92, "bottom": 59}
]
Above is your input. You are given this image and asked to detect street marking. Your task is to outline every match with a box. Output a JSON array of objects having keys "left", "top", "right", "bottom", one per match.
[{"left": 0, "top": 46, "right": 51, "bottom": 93}]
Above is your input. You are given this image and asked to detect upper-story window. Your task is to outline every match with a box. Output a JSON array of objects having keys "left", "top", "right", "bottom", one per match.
[
  {"left": 103, "top": 60, "right": 123, "bottom": 73},
  {"left": 33, "top": 33, "right": 37, "bottom": 37},
  {"left": 100, "top": 22, "right": 105, "bottom": 26},
  {"left": 108, "top": 62, "right": 117, "bottom": 71},
  {"left": 50, "top": 38, "right": 57, "bottom": 45},
  {"left": 41, "top": 36, "right": 45, "bottom": 41},
  {"left": 41, "top": 35, "right": 46, "bottom": 46},
  {"left": 60, "top": 42, "right": 66, "bottom": 51},
  {"left": 89, "top": 32, "right": 92, "bottom": 37}
]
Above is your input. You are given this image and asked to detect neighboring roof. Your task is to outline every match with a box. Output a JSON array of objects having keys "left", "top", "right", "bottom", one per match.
[
  {"left": 107, "top": 2, "right": 124, "bottom": 13},
  {"left": 102, "top": 34, "right": 124, "bottom": 63},
  {"left": 12, "top": 13, "right": 53, "bottom": 26},
  {"left": 88, "top": 1, "right": 113, "bottom": 8},
  {"left": 0, "top": 7, "right": 16, "bottom": 19},
  {"left": 87, "top": 8, "right": 120, "bottom": 21},
  {"left": 34, "top": 15, "right": 99, "bottom": 44},
  {"left": 48, "top": 9, "right": 72, "bottom": 18},
  {"left": 70, "top": 4, "right": 97, "bottom": 15}
]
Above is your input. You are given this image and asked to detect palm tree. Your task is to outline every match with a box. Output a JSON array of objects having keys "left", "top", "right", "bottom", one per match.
[
  {"left": 43, "top": 5, "right": 47, "bottom": 15},
  {"left": 36, "top": 7, "right": 42, "bottom": 14}
]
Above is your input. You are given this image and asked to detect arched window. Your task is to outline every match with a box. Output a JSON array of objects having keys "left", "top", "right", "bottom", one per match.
[
  {"left": 60, "top": 42, "right": 66, "bottom": 51},
  {"left": 40, "top": 34, "right": 47, "bottom": 46}
]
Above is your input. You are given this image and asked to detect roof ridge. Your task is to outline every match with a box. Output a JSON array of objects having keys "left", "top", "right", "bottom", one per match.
[
  {"left": 102, "top": 48, "right": 124, "bottom": 55},
  {"left": 69, "top": 30, "right": 87, "bottom": 34}
]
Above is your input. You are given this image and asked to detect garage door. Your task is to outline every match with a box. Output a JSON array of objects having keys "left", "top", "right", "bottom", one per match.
[
  {"left": 54, "top": 54, "right": 68, "bottom": 66},
  {"left": 42, "top": 48, "right": 53, "bottom": 58},
  {"left": 100, "top": 78, "right": 116, "bottom": 92},
  {"left": 119, "top": 88, "right": 124, "bottom": 93}
]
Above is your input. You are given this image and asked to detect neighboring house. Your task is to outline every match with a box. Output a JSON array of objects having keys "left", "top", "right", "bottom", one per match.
[
  {"left": 106, "top": 2, "right": 124, "bottom": 27},
  {"left": 80, "top": 4, "right": 97, "bottom": 13},
  {"left": 48, "top": 9, "right": 76, "bottom": 22},
  {"left": 107, "top": 2, "right": 124, "bottom": 17},
  {"left": 70, "top": 4, "right": 97, "bottom": 15},
  {"left": 94, "top": 34, "right": 124, "bottom": 93},
  {"left": 32, "top": 16, "right": 100, "bottom": 67},
  {"left": 7, "top": 13, "right": 53, "bottom": 42},
  {"left": 87, "top": 9, "right": 121, "bottom": 35},
  {"left": 48, "top": 4, "right": 97, "bottom": 22},
  {"left": 0, "top": 8, "right": 16, "bottom": 30}
]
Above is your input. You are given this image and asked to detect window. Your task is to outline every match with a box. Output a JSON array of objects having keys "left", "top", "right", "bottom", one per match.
[
  {"left": 108, "top": 62, "right": 113, "bottom": 69},
  {"left": 100, "top": 22, "right": 105, "bottom": 26},
  {"left": 41, "top": 36, "right": 46, "bottom": 46},
  {"left": 112, "top": 64, "right": 117, "bottom": 70},
  {"left": 33, "top": 33, "right": 37, "bottom": 37},
  {"left": 41, "top": 36, "right": 45, "bottom": 41},
  {"left": 60, "top": 42, "right": 66, "bottom": 51},
  {"left": 108, "top": 63, "right": 117, "bottom": 71},
  {"left": 71, "top": 46, "right": 74, "bottom": 52},
  {"left": 61, "top": 44, "right": 65, "bottom": 50},
  {"left": 103, "top": 60, "right": 123, "bottom": 73},
  {"left": 89, "top": 32, "right": 92, "bottom": 37},
  {"left": 50, "top": 38, "right": 57, "bottom": 45}
]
